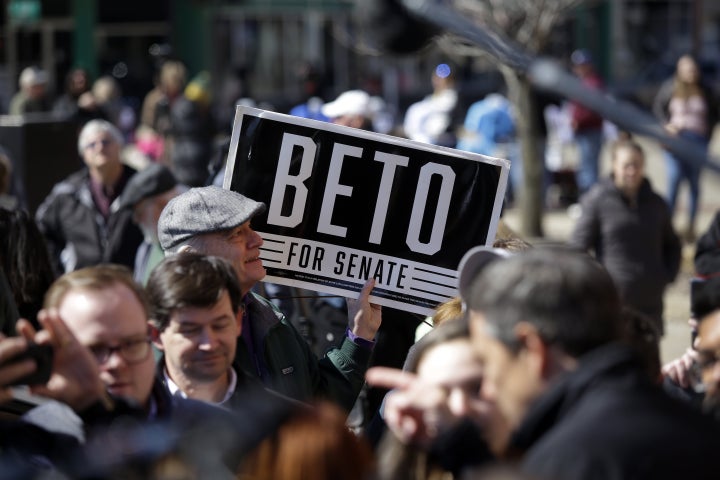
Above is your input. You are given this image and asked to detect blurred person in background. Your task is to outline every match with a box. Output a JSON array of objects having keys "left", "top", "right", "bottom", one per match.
[
  {"left": 239, "top": 401, "right": 374, "bottom": 480},
  {"left": 653, "top": 54, "right": 717, "bottom": 242},
  {"left": 0, "top": 208, "right": 56, "bottom": 331},
  {"left": 90, "top": 76, "right": 137, "bottom": 141},
  {"left": 568, "top": 49, "right": 604, "bottom": 195},
  {"left": 167, "top": 71, "right": 216, "bottom": 187},
  {"left": 117, "top": 163, "right": 183, "bottom": 284},
  {"left": 403, "top": 63, "right": 459, "bottom": 147},
  {"left": 36, "top": 119, "right": 143, "bottom": 273},
  {"left": 141, "top": 59, "right": 187, "bottom": 140},
  {"left": 569, "top": 139, "right": 681, "bottom": 335},
  {"left": 289, "top": 62, "right": 330, "bottom": 122},
  {"left": 322, "top": 89, "right": 377, "bottom": 130},
  {"left": 52, "top": 67, "right": 98, "bottom": 125},
  {"left": 9, "top": 66, "right": 52, "bottom": 116}
]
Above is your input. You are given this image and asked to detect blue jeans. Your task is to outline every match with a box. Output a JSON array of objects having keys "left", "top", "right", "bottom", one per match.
[
  {"left": 574, "top": 128, "right": 603, "bottom": 194},
  {"left": 664, "top": 131, "right": 707, "bottom": 227}
]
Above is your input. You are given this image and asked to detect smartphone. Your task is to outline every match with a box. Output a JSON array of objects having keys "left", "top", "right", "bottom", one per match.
[{"left": 3, "top": 343, "right": 53, "bottom": 386}]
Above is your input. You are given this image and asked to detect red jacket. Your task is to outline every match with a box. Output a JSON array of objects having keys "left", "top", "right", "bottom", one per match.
[{"left": 570, "top": 71, "right": 604, "bottom": 131}]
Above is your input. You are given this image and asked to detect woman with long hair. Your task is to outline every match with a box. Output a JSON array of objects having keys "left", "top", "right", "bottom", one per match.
[
  {"left": 653, "top": 54, "right": 716, "bottom": 242},
  {"left": 0, "top": 208, "right": 56, "bottom": 332}
]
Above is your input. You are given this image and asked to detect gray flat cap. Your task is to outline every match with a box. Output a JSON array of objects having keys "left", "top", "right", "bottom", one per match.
[{"left": 158, "top": 186, "right": 266, "bottom": 250}]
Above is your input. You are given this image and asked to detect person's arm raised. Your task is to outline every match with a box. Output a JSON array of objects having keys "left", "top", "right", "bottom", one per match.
[
  {"left": 16, "top": 310, "right": 106, "bottom": 411},
  {"left": 346, "top": 278, "right": 382, "bottom": 341}
]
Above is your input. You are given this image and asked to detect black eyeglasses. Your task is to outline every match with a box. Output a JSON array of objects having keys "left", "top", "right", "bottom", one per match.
[{"left": 89, "top": 337, "right": 151, "bottom": 365}]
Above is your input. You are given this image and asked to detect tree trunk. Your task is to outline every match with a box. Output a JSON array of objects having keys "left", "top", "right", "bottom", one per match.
[{"left": 503, "top": 67, "right": 544, "bottom": 238}]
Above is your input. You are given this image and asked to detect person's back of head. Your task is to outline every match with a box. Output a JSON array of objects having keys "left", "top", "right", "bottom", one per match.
[
  {"left": 240, "top": 401, "right": 374, "bottom": 480},
  {"left": 466, "top": 248, "right": 622, "bottom": 358},
  {"left": 0, "top": 208, "right": 56, "bottom": 325},
  {"left": 620, "top": 306, "right": 661, "bottom": 382}
]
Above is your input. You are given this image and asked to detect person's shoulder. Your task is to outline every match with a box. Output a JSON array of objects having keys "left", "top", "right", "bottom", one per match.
[
  {"left": 46, "top": 169, "right": 88, "bottom": 197},
  {"left": 248, "top": 292, "right": 284, "bottom": 318},
  {"left": 580, "top": 179, "right": 614, "bottom": 204}
]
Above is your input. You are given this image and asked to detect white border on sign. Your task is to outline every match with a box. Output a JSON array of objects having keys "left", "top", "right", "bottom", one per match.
[{"left": 223, "top": 106, "right": 510, "bottom": 316}]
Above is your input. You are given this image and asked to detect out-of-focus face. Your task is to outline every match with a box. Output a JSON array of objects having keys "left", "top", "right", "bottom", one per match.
[
  {"left": 70, "top": 71, "right": 89, "bottom": 95},
  {"left": 193, "top": 221, "right": 265, "bottom": 295},
  {"left": 133, "top": 193, "right": 172, "bottom": 243},
  {"left": 417, "top": 339, "right": 485, "bottom": 423},
  {"left": 612, "top": 146, "right": 645, "bottom": 195},
  {"left": 28, "top": 83, "right": 47, "bottom": 100},
  {"left": 157, "top": 291, "right": 241, "bottom": 387},
  {"left": 59, "top": 283, "right": 155, "bottom": 406},
  {"left": 468, "top": 310, "right": 545, "bottom": 455},
  {"left": 331, "top": 114, "right": 366, "bottom": 129},
  {"left": 677, "top": 56, "right": 700, "bottom": 84},
  {"left": 696, "top": 310, "right": 720, "bottom": 415},
  {"left": 81, "top": 129, "right": 122, "bottom": 175}
]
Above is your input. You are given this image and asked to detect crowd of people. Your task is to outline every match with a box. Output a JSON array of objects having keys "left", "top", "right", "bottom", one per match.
[{"left": 1, "top": 50, "right": 720, "bottom": 479}]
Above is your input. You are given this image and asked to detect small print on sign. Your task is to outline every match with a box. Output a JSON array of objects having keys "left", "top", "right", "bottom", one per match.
[{"left": 224, "top": 106, "right": 509, "bottom": 316}]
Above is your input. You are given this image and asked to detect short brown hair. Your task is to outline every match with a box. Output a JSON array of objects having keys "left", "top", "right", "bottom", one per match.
[
  {"left": 146, "top": 253, "right": 242, "bottom": 331},
  {"left": 44, "top": 264, "right": 149, "bottom": 316}
]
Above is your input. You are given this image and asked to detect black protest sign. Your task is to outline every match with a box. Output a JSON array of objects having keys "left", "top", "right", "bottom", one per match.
[{"left": 224, "top": 106, "right": 508, "bottom": 316}]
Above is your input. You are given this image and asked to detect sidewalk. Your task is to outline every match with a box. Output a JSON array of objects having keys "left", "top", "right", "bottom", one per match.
[{"left": 501, "top": 135, "right": 720, "bottom": 363}]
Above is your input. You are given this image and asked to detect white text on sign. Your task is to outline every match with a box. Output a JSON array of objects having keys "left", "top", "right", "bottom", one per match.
[{"left": 267, "top": 132, "right": 455, "bottom": 255}]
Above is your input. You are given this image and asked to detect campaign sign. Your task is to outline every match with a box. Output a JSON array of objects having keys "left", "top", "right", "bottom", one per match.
[{"left": 224, "top": 106, "right": 509, "bottom": 316}]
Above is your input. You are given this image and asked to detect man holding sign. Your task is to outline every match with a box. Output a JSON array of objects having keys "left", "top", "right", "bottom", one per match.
[{"left": 158, "top": 186, "right": 381, "bottom": 412}]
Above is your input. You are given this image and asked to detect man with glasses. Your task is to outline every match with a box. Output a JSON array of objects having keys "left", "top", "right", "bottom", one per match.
[
  {"left": 4, "top": 264, "right": 298, "bottom": 475},
  {"left": 36, "top": 119, "right": 143, "bottom": 274},
  {"left": 37, "top": 264, "right": 295, "bottom": 422}
]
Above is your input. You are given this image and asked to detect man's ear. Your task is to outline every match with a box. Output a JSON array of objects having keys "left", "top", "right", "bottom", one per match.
[
  {"left": 148, "top": 322, "right": 164, "bottom": 351},
  {"left": 513, "top": 322, "right": 551, "bottom": 379},
  {"left": 177, "top": 244, "right": 195, "bottom": 254}
]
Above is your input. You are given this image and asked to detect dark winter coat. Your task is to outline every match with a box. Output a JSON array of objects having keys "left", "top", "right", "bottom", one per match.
[
  {"left": 235, "top": 292, "right": 372, "bottom": 412},
  {"left": 35, "top": 165, "right": 143, "bottom": 273},
  {"left": 570, "top": 177, "right": 681, "bottom": 328},
  {"left": 512, "top": 343, "right": 720, "bottom": 480}
]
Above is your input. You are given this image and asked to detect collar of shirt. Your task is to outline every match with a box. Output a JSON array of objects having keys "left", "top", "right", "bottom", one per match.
[
  {"left": 88, "top": 168, "right": 129, "bottom": 218},
  {"left": 163, "top": 367, "right": 238, "bottom": 407}
]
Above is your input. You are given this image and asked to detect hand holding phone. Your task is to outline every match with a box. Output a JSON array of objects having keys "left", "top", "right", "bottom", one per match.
[{"left": 2, "top": 342, "right": 53, "bottom": 386}]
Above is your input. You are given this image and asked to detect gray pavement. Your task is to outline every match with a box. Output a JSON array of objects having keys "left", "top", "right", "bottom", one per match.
[{"left": 501, "top": 134, "right": 720, "bottom": 364}]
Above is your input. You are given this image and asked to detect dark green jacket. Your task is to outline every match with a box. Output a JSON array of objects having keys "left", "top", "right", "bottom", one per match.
[{"left": 234, "top": 292, "right": 372, "bottom": 412}]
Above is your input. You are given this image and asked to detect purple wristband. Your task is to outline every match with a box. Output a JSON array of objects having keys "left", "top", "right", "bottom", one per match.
[{"left": 346, "top": 328, "right": 376, "bottom": 349}]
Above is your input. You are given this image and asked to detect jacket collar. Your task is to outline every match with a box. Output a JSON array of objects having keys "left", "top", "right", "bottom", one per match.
[{"left": 509, "top": 343, "right": 645, "bottom": 452}]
